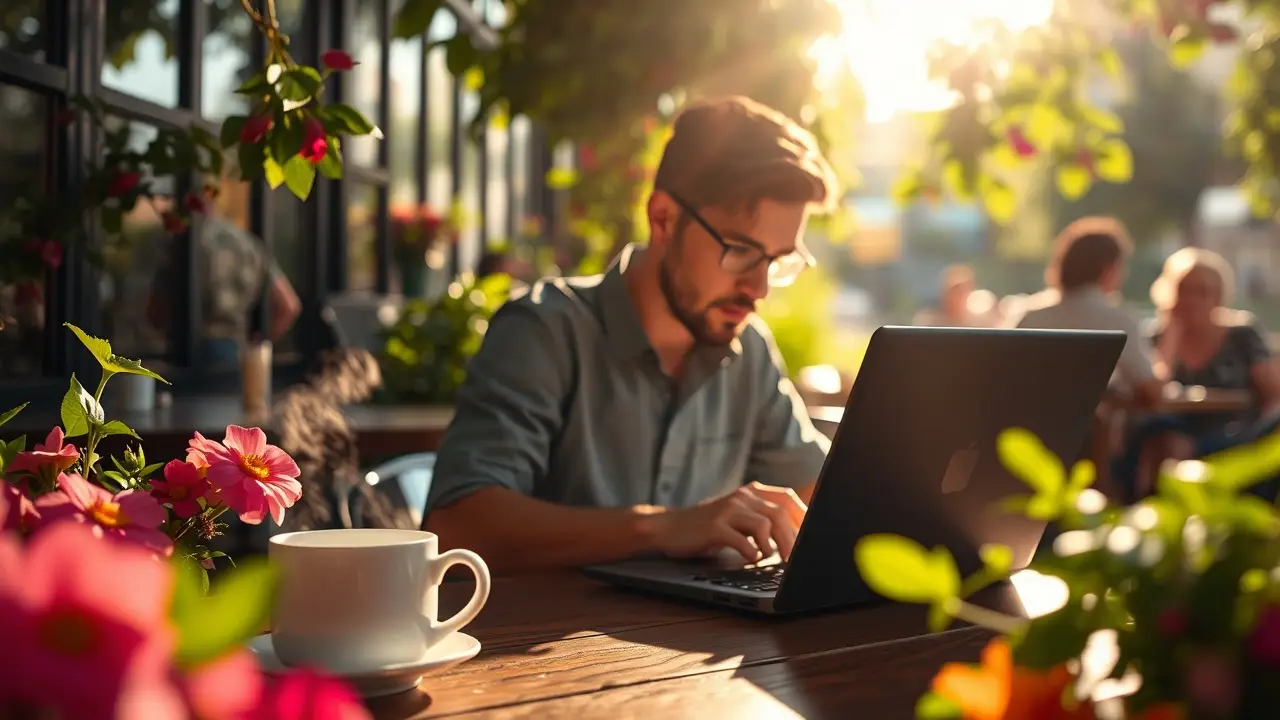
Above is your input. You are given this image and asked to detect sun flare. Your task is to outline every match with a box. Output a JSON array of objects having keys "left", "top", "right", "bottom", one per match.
[{"left": 813, "top": 0, "right": 1056, "bottom": 122}]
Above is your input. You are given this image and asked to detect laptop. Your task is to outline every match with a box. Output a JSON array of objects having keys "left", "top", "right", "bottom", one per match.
[{"left": 584, "top": 326, "right": 1125, "bottom": 615}]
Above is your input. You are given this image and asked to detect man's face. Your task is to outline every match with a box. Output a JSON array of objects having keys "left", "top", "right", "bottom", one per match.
[{"left": 648, "top": 193, "right": 810, "bottom": 346}]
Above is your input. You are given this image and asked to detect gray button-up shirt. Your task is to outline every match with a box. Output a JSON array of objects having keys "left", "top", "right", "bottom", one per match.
[{"left": 427, "top": 246, "right": 830, "bottom": 512}]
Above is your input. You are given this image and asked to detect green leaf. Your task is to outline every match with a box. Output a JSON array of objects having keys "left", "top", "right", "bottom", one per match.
[
  {"left": 101, "top": 206, "right": 124, "bottom": 235},
  {"left": 1093, "top": 139, "right": 1134, "bottom": 183},
  {"left": 393, "top": 0, "right": 446, "bottom": 39},
  {"left": 60, "top": 374, "right": 103, "bottom": 439},
  {"left": 263, "top": 156, "right": 286, "bottom": 189},
  {"left": 854, "top": 534, "right": 961, "bottom": 604},
  {"left": 981, "top": 178, "right": 1016, "bottom": 224},
  {"left": 915, "top": 691, "right": 963, "bottom": 720},
  {"left": 235, "top": 69, "right": 273, "bottom": 95},
  {"left": 980, "top": 544, "right": 1014, "bottom": 575},
  {"left": 546, "top": 167, "right": 579, "bottom": 190},
  {"left": 96, "top": 419, "right": 140, "bottom": 440},
  {"left": 0, "top": 403, "right": 27, "bottom": 428},
  {"left": 1012, "top": 601, "right": 1091, "bottom": 670},
  {"left": 316, "top": 141, "right": 344, "bottom": 179},
  {"left": 238, "top": 140, "right": 267, "bottom": 182},
  {"left": 997, "top": 428, "right": 1064, "bottom": 496},
  {"left": 270, "top": 112, "right": 306, "bottom": 167},
  {"left": 282, "top": 155, "right": 317, "bottom": 200},
  {"left": 1066, "top": 460, "right": 1095, "bottom": 493},
  {"left": 0, "top": 437, "right": 25, "bottom": 471},
  {"left": 64, "top": 323, "right": 169, "bottom": 384},
  {"left": 171, "top": 557, "right": 278, "bottom": 669},
  {"left": 101, "top": 470, "right": 130, "bottom": 489},
  {"left": 321, "top": 103, "right": 377, "bottom": 136},
  {"left": 1200, "top": 431, "right": 1280, "bottom": 491},
  {"left": 219, "top": 115, "right": 248, "bottom": 148},
  {"left": 1096, "top": 48, "right": 1123, "bottom": 79},
  {"left": 1170, "top": 26, "right": 1207, "bottom": 69},
  {"left": 1055, "top": 164, "right": 1093, "bottom": 201},
  {"left": 277, "top": 67, "right": 324, "bottom": 102}
]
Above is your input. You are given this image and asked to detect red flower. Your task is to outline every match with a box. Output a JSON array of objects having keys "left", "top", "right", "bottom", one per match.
[
  {"left": 321, "top": 49, "right": 358, "bottom": 72},
  {"left": 161, "top": 212, "right": 188, "bottom": 235},
  {"left": 1075, "top": 149, "right": 1096, "bottom": 178},
  {"left": 7, "top": 428, "right": 79, "bottom": 481},
  {"left": 1, "top": 482, "right": 40, "bottom": 534},
  {"left": 577, "top": 144, "right": 597, "bottom": 171},
  {"left": 1208, "top": 23, "right": 1237, "bottom": 43},
  {"left": 40, "top": 241, "right": 64, "bottom": 269},
  {"left": 240, "top": 114, "right": 273, "bottom": 145},
  {"left": 299, "top": 117, "right": 327, "bottom": 165},
  {"left": 1157, "top": 608, "right": 1187, "bottom": 639},
  {"left": 150, "top": 460, "right": 211, "bottom": 519},
  {"left": 107, "top": 170, "right": 141, "bottom": 198},
  {"left": 1250, "top": 605, "right": 1280, "bottom": 665},
  {"left": 182, "top": 192, "right": 209, "bottom": 215},
  {"left": 247, "top": 667, "right": 370, "bottom": 720},
  {"left": 14, "top": 281, "right": 42, "bottom": 306},
  {"left": 1007, "top": 126, "right": 1037, "bottom": 158}
]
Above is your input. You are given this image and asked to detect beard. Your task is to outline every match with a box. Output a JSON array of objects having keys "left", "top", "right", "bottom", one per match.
[{"left": 658, "top": 244, "right": 755, "bottom": 347}]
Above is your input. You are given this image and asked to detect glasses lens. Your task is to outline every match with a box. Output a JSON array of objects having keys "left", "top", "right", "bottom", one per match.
[
  {"left": 767, "top": 255, "right": 807, "bottom": 287},
  {"left": 719, "top": 245, "right": 765, "bottom": 274}
]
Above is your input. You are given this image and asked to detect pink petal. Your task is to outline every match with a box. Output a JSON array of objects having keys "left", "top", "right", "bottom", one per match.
[
  {"left": 266, "top": 476, "right": 303, "bottom": 506},
  {"left": 205, "top": 461, "right": 250, "bottom": 492},
  {"left": 224, "top": 425, "right": 267, "bottom": 457},
  {"left": 57, "top": 473, "right": 109, "bottom": 511},
  {"left": 235, "top": 489, "right": 269, "bottom": 525},
  {"left": 38, "top": 427, "right": 65, "bottom": 452},
  {"left": 116, "top": 490, "right": 167, "bottom": 529},
  {"left": 183, "top": 648, "right": 264, "bottom": 719},
  {"left": 117, "top": 526, "right": 174, "bottom": 555},
  {"left": 33, "top": 491, "right": 82, "bottom": 525},
  {"left": 162, "top": 459, "right": 200, "bottom": 486},
  {"left": 262, "top": 445, "right": 301, "bottom": 479},
  {"left": 172, "top": 500, "right": 204, "bottom": 519}
]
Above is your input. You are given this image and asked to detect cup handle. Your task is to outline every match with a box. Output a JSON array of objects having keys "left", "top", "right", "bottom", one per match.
[{"left": 428, "top": 548, "right": 491, "bottom": 637}]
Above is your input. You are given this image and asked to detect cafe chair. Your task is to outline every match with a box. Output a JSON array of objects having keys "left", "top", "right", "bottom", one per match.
[{"left": 345, "top": 452, "right": 436, "bottom": 530}]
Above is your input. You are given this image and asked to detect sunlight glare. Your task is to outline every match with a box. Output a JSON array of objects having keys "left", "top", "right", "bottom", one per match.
[{"left": 813, "top": 0, "right": 1055, "bottom": 122}]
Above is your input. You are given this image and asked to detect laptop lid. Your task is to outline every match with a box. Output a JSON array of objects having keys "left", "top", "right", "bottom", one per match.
[{"left": 773, "top": 326, "right": 1125, "bottom": 614}]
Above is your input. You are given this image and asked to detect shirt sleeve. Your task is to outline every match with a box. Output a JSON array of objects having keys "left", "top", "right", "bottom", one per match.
[
  {"left": 426, "top": 302, "right": 571, "bottom": 511},
  {"left": 1113, "top": 311, "right": 1156, "bottom": 384},
  {"left": 1237, "top": 324, "right": 1272, "bottom": 367},
  {"left": 744, "top": 322, "right": 831, "bottom": 491}
]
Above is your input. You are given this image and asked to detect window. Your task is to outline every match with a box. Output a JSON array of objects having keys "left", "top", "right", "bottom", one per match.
[
  {"left": 0, "top": 2, "right": 48, "bottom": 61},
  {"left": 348, "top": 0, "right": 386, "bottom": 168},
  {"left": 202, "top": 0, "right": 255, "bottom": 119},
  {"left": 509, "top": 115, "right": 532, "bottom": 239},
  {"left": 0, "top": 84, "right": 50, "bottom": 379},
  {"left": 485, "top": 116, "right": 510, "bottom": 245},
  {"left": 425, "top": 45, "right": 452, "bottom": 213},
  {"left": 270, "top": 189, "right": 312, "bottom": 354},
  {"left": 101, "top": 0, "right": 181, "bottom": 109},
  {"left": 388, "top": 26, "right": 422, "bottom": 208},
  {"left": 347, "top": 183, "right": 379, "bottom": 292},
  {"left": 458, "top": 90, "right": 482, "bottom": 271}
]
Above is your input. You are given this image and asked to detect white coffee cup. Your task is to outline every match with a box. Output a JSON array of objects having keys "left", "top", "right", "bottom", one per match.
[{"left": 268, "top": 529, "right": 490, "bottom": 673}]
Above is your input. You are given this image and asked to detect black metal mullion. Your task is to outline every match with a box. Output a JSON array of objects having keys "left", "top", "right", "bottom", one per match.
[
  {"left": 478, "top": 123, "right": 489, "bottom": 245},
  {"left": 97, "top": 88, "right": 199, "bottom": 130},
  {"left": 416, "top": 29, "right": 429, "bottom": 209},
  {"left": 329, "top": 0, "right": 355, "bottom": 293},
  {"left": 171, "top": 0, "right": 204, "bottom": 369},
  {"left": 374, "top": 0, "right": 392, "bottom": 293},
  {"left": 66, "top": 0, "right": 105, "bottom": 382},
  {"left": 504, "top": 120, "right": 516, "bottom": 243},
  {"left": 248, "top": 5, "right": 272, "bottom": 346},
  {"left": 448, "top": 75, "right": 462, "bottom": 274},
  {"left": 0, "top": 52, "right": 69, "bottom": 91}
]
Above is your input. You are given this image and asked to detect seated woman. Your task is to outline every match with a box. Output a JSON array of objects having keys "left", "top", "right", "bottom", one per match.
[{"left": 1120, "top": 248, "right": 1280, "bottom": 500}]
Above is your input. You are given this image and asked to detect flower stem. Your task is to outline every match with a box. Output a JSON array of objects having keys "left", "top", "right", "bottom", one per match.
[
  {"left": 82, "top": 371, "right": 111, "bottom": 481},
  {"left": 951, "top": 600, "right": 1027, "bottom": 636}
]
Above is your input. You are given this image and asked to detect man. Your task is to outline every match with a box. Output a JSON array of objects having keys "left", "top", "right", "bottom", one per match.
[
  {"left": 426, "top": 97, "right": 838, "bottom": 574},
  {"left": 1011, "top": 217, "right": 1162, "bottom": 405},
  {"left": 913, "top": 264, "right": 981, "bottom": 327}
]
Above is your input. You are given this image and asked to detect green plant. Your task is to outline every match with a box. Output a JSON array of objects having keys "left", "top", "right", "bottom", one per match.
[
  {"left": 855, "top": 427, "right": 1280, "bottom": 719},
  {"left": 376, "top": 273, "right": 513, "bottom": 404}
]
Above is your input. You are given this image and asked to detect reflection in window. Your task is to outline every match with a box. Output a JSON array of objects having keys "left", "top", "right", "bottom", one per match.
[
  {"left": 270, "top": 189, "right": 312, "bottom": 354},
  {"left": 202, "top": 0, "right": 255, "bottom": 119},
  {"left": 426, "top": 46, "right": 453, "bottom": 210},
  {"left": 388, "top": 27, "right": 422, "bottom": 208},
  {"left": 348, "top": 0, "right": 385, "bottom": 167},
  {"left": 101, "top": 0, "right": 181, "bottom": 109},
  {"left": 347, "top": 184, "right": 379, "bottom": 292},
  {"left": 0, "top": 85, "right": 49, "bottom": 378},
  {"left": 0, "top": 2, "right": 47, "bottom": 61},
  {"left": 459, "top": 90, "right": 481, "bottom": 272},
  {"left": 486, "top": 117, "right": 510, "bottom": 244}
]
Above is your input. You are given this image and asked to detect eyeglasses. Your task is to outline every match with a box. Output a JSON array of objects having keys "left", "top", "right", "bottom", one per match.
[{"left": 668, "top": 193, "right": 814, "bottom": 288}]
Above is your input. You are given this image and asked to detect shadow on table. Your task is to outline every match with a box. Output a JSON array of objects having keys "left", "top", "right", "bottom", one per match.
[{"left": 364, "top": 571, "right": 1055, "bottom": 719}]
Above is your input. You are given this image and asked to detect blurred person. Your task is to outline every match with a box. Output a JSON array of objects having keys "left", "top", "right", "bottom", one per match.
[
  {"left": 147, "top": 183, "right": 301, "bottom": 366},
  {"left": 1012, "top": 217, "right": 1163, "bottom": 406},
  {"left": 426, "top": 96, "right": 838, "bottom": 574},
  {"left": 913, "top": 264, "right": 980, "bottom": 326},
  {"left": 1120, "top": 248, "right": 1280, "bottom": 499}
]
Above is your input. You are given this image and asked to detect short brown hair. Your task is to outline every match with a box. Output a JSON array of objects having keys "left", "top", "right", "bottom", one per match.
[
  {"left": 652, "top": 96, "right": 838, "bottom": 212},
  {"left": 1048, "top": 217, "right": 1133, "bottom": 291}
]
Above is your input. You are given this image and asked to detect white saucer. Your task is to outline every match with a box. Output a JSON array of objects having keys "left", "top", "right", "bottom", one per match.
[{"left": 248, "top": 632, "right": 481, "bottom": 697}]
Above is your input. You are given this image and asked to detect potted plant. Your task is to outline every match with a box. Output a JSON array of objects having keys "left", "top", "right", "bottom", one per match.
[
  {"left": 854, "top": 427, "right": 1280, "bottom": 719},
  {"left": 389, "top": 204, "right": 451, "bottom": 298}
]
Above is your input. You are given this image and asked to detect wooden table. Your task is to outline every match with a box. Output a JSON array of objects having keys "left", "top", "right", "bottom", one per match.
[
  {"left": 364, "top": 572, "right": 1047, "bottom": 719},
  {"left": 0, "top": 395, "right": 454, "bottom": 463}
]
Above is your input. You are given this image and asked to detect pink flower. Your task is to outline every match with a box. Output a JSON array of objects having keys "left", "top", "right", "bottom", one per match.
[
  {"left": 179, "top": 648, "right": 264, "bottom": 719},
  {"left": 204, "top": 426, "right": 301, "bottom": 526},
  {"left": 1007, "top": 126, "right": 1036, "bottom": 158},
  {"left": 321, "top": 49, "right": 358, "bottom": 71},
  {"left": 187, "top": 431, "right": 221, "bottom": 476},
  {"left": 0, "top": 523, "right": 184, "bottom": 719},
  {"left": 1, "top": 482, "right": 40, "bottom": 534},
  {"left": 300, "top": 117, "right": 327, "bottom": 165},
  {"left": 1250, "top": 605, "right": 1280, "bottom": 665},
  {"left": 240, "top": 114, "right": 273, "bottom": 145},
  {"left": 36, "top": 473, "right": 172, "bottom": 555},
  {"left": 6, "top": 427, "right": 80, "bottom": 481},
  {"left": 248, "top": 667, "right": 371, "bottom": 720},
  {"left": 151, "top": 460, "right": 211, "bottom": 519}
]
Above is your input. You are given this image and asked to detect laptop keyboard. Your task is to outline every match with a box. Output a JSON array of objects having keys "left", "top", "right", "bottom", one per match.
[{"left": 691, "top": 565, "right": 786, "bottom": 592}]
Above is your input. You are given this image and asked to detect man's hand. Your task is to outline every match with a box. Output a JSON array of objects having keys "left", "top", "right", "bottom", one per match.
[{"left": 651, "top": 482, "right": 809, "bottom": 563}]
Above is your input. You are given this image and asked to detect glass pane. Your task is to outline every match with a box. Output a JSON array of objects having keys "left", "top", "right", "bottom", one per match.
[
  {"left": 486, "top": 118, "right": 510, "bottom": 244},
  {"left": 274, "top": 0, "right": 317, "bottom": 63},
  {"left": 428, "top": 9, "right": 457, "bottom": 41},
  {"left": 388, "top": 29, "right": 422, "bottom": 208},
  {"left": 0, "top": 2, "right": 48, "bottom": 61},
  {"left": 0, "top": 84, "right": 49, "bottom": 379},
  {"left": 348, "top": 0, "right": 386, "bottom": 167},
  {"left": 459, "top": 91, "right": 481, "bottom": 272},
  {"left": 347, "top": 184, "right": 379, "bottom": 291},
  {"left": 509, "top": 115, "right": 532, "bottom": 240},
  {"left": 202, "top": 0, "right": 255, "bottom": 119},
  {"left": 270, "top": 189, "right": 312, "bottom": 355},
  {"left": 102, "top": 0, "right": 181, "bottom": 109},
  {"left": 426, "top": 46, "right": 453, "bottom": 211},
  {"left": 102, "top": 121, "right": 175, "bottom": 365}
]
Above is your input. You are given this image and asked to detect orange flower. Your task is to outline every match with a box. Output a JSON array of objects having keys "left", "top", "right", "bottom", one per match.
[{"left": 932, "top": 639, "right": 1095, "bottom": 720}]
